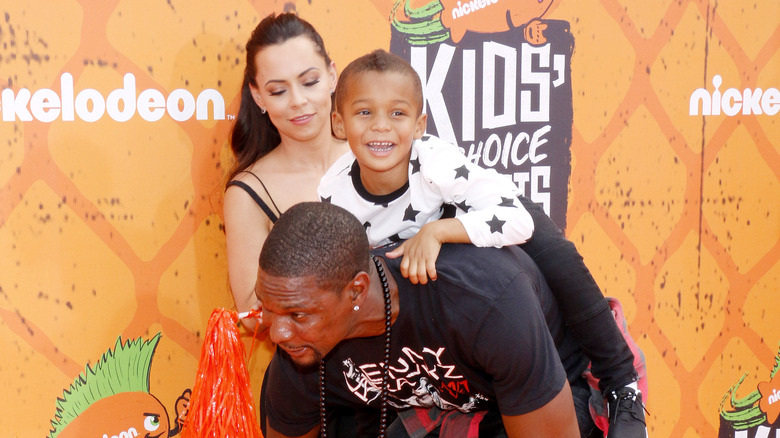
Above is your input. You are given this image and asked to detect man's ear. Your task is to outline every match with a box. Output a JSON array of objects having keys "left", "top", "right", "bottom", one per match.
[
  {"left": 332, "top": 111, "right": 347, "bottom": 140},
  {"left": 414, "top": 112, "right": 428, "bottom": 139},
  {"left": 345, "top": 270, "right": 371, "bottom": 308}
]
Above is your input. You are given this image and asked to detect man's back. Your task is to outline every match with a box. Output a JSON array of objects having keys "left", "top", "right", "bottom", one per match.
[
  {"left": 428, "top": 243, "right": 588, "bottom": 382},
  {"left": 262, "top": 243, "right": 587, "bottom": 435}
]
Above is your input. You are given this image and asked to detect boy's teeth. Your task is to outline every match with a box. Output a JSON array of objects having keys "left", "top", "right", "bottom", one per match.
[{"left": 368, "top": 142, "right": 393, "bottom": 151}]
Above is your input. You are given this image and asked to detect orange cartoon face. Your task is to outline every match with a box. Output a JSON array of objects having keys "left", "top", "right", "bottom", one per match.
[
  {"left": 57, "top": 392, "right": 171, "bottom": 438},
  {"left": 439, "top": 0, "right": 554, "bottom": 43}
]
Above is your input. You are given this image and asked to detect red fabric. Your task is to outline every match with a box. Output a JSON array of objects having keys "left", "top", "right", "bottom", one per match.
[{"left": 398, "top": 406, "right": 486, "bottom": 438}]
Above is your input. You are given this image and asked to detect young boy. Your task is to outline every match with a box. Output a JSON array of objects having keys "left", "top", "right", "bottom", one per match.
[{"left": 319, "top": 49, "right": 648, "bottom": 438}]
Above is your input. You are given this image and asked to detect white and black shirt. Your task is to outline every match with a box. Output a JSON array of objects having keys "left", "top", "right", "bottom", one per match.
[{"left": 318, "top": 135, "right": 534, "bottom": 248}]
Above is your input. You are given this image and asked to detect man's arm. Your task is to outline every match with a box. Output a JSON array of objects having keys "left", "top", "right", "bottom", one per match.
[
  {"left": 261, "top": 355, "right": 322, "bottom": 438},
  {"left": 501, "top": 380, "right": 580, "bottom": 438},
  {"left": 264, "top": 426, "right": 319, "bottom": 438}
]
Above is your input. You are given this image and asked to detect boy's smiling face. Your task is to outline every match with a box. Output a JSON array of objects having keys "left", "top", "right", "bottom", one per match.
[{"left": 333, "top": 70, "right": 427, "bottom": 195}]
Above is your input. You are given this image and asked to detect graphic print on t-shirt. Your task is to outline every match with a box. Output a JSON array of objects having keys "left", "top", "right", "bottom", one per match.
[{"left": 341, "top": 346, "right": 490, "bottom": 413}]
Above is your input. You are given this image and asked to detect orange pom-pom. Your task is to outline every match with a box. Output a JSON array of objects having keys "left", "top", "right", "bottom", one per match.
[{"left": 181, "top": 308, "right": 263, "bottom": 438}]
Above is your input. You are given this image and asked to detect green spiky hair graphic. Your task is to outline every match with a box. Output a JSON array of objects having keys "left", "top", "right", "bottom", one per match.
[
  {"left": 47, "top": 333, "right": 162, "bottom": 438},
  {"left": 719, "top": 342, "right": 780, "bottom": 430},
  {"left": 391, "top": 0, "right": 450, "bottom": 45}
]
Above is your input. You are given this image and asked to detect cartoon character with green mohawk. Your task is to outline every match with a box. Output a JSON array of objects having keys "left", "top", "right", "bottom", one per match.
[{"left": 48, "top": 334, "right": 190, "bottom": 438}]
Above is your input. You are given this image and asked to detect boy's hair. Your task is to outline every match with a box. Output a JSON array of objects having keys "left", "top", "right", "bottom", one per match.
[{"left": 334, "top": 49, "right": 424, "bottom": 115}]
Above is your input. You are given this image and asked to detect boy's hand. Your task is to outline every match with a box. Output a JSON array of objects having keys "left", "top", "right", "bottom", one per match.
[
  {"left": 385, "top": 235, "right": 440, "bottom": 284},
  {"left": 385, "top": 218, "right": 471, "bottom": 284},
  {"left": 385, "top": 225, "right": 443, "bottom": 284}
]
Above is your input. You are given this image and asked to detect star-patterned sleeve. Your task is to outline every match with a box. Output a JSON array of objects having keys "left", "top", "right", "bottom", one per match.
[{"left": 416, "top": 136, "right": 534, "bottom": 247}]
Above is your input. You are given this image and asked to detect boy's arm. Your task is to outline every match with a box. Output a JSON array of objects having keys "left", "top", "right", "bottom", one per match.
[
  {"left": 422, "top": 137, "right": 535, "bottom": 248},
  {"left": 386, "top": 218, "right": 468, "bottom": 284},
  {"left": 387, "top": 136, "right": 536, "bottom": 283}
]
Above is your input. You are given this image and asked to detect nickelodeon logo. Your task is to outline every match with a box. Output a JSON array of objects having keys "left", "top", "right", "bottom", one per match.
[
  {"left": 449, "top": 0, "right": 501, "bottom": 20},
  {"left": 689, "top": 75, "right": 780, "bottom": 116},
  {"left": 769, "top": 388, "right": 780, "bottom": 405},
  {"left": 0, "top": 73, "right": 226, "bottom": 123}
]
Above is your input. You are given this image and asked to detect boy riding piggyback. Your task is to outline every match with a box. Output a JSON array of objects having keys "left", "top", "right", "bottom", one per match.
[{"left": 319, "top": 49, "right": 647, "bottom": 438}]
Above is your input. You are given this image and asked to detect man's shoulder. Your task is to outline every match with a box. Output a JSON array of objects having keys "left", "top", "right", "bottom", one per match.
[
  {"left": 438, "top": 243, "right": 537, "bottom": 275},
  {"left": 397, "top": 244, "right": 542, "bottom": 300}
]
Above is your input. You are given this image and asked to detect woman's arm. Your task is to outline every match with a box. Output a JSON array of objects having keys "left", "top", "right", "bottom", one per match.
[{"left": 224, "top": 184, "right": 273, "bottom": 330}]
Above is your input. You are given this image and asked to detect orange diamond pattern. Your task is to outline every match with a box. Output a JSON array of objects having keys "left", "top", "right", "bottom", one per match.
[{"left": 0, "top": 1, "right": 778, "bottom": 436}]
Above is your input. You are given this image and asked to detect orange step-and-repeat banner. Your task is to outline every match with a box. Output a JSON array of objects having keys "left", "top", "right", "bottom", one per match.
[{"left": 1, "top": 1, "right": 778, "bottom": 437}]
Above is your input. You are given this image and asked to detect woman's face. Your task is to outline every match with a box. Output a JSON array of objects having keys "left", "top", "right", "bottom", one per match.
[{"left": 250, "top": 36, "right": 337, "bottom": 144}]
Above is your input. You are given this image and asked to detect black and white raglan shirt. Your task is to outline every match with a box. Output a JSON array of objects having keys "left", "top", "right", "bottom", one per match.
[{"left": 318, "top": 135, "right": 534, "bottom": 248}]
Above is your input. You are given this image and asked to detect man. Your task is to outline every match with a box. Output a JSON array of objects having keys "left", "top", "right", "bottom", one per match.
[{"left": 257, "top": 202, "right": 593, "bottom": 437}]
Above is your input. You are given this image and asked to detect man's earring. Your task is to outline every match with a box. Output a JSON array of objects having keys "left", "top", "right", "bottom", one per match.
[{"left": 353, "top": 305, "right": 360, "bottom": 311}]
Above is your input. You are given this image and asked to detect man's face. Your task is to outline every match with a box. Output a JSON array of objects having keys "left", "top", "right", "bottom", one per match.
[{"left": 255, "top": 268, "right": 353, "bottom": 368}]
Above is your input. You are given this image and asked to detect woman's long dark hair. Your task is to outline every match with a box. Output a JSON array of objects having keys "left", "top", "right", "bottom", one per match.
[{"left": 226, "top": 13, "right": 332, "bottom": 184}]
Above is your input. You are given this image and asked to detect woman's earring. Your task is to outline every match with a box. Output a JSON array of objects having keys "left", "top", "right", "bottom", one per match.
[
  {"left": 353, "top": 305, "right": 360, "bottom": 312},
  {"left": 260, "top": 108, "right": 267, "bottom": 114}
]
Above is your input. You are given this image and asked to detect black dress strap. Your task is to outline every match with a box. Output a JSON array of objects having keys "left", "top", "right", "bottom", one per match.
[
  {"left": 242, "top": 171, "right": 283, "bottom": 215},
  {"left": 227, "top": 180, "right": 279, "bottom": 223}
]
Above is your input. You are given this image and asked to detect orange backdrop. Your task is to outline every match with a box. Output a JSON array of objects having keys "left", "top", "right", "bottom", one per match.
[{"left": 0, "top": 0, "right": 778, "bottom": 437}]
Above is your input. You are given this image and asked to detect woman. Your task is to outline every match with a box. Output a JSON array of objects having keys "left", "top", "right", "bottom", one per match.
[{"left": 223, "top": 13, "right": 348, "bottom": 327}]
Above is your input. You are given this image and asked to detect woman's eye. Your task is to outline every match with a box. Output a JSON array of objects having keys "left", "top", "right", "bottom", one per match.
[
  {"left": 304, "top": 79, "right": 321, "bottom": 87},
  {"left": 268, "top": 89, "right": 286, "bottom": 96}
]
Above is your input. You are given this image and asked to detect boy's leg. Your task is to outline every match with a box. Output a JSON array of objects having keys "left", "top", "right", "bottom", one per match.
[
  {"left": 517, "top": 197, "right": 647, "bottom": 437},
  {"left": 516, "top": 196, "right": 636, "bottom": 392}
]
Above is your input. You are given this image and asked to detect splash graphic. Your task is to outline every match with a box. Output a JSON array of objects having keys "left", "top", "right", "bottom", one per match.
[
  {"left": 391, "top": 0, "right": 554, "bottom": 45},
  {"left": 719, "top": 343, "right": 780, "bottom": 431}
]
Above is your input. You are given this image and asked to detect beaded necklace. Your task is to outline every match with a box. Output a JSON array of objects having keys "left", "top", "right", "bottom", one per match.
[{"left": 318, "top": 255, "right": 392, "bottom": 437}]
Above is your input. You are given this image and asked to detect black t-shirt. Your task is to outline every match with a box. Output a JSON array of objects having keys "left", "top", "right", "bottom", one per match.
[{"left": 262, "top": 244, "right": 587, "bottom": 436}]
